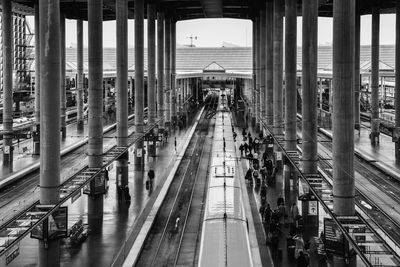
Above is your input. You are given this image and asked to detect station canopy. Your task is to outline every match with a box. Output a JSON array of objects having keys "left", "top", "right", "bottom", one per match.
[{"left": 10, "top": 0, "right": 400, "bottom": 21}]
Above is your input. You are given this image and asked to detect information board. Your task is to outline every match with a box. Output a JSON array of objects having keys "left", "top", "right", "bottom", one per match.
[{"left": 324, "top": 218, "right": 346, "bottom": 256}]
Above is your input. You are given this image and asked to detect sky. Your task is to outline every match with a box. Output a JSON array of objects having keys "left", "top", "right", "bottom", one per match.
[{"left": 26, "top": 14, "right": 397, "bottom": 48}]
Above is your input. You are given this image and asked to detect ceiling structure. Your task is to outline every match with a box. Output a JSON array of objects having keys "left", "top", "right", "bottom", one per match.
[{"left": 8, "top": 0, "right": 400, "bottom": 21}]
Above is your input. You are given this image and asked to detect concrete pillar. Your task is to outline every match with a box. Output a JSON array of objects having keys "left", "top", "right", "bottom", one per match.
[
  {"left": 87, "top": 0, "right": 104, "bottom": 227},
  {"left": 333, "top": 0, "right": 356, "bottom": 264},
  {"left": 255, "top": 15, "right": 261, "bottom": 129},
  {"left": 134, "top": 0, "right": 145, "bottom": 170},
  {"left": 333, "top": 0, "right": 355, "bottom": 216},
  {"left": 164, "top": 16, "right": 171, "bottom": 128},
  {"left": 371, "top": 7, "right": 380, "bottom": 144},
  {"left": 77, "top": 20, "right": 84, "bottom": 131},
  {"left": 284, "top": 0, "right": 298, "bottom": 196},
  {"left": 38, "top": 0, "right": 61, "bottom": 265},
  {"left": 147, "top": 3, "right": 156, "bottom": 157},
  {"left": 157, "top": 12, "right": 164, "bottom": 121},
  {"left": 116, "top": 0, "right": 129, "bottom": 190},
  {"left": 266, "top": 0, "right": 274, "bottom": 126},
  {"left": 354, "top": 12, "right": 361, "bottom": 130},
  {"left": 302, "top": 0, "right": 318, "bottom": 174},
  {"left": 273, "top": 0, "right": 284, "bottom": 142},
  {"left": 33, "top": 3, "right": 40, "bottom": 155},
  {"left": 171, "top": 21, "right": 177, "bottom": 128},
  {"left": 260, "top": 7, "right": 266, "bottom": 130},
  {"left": 2, "top": 0, "right": 13, "bottom": 167},
  {"left": 60, "top": 13, "right": 66, "bottom": 139},
  {"left": 251, "top": 18, "right": 256, "bottom": 127},
  {"left": 396, "top": 2, "right": 400, "bottom": 163}
]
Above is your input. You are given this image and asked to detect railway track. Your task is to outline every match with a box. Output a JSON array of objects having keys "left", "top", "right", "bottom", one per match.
[
  {"left": 135, "top": 95, "right": 217, "bottom": 267},
  {"left": 315, "top": 131, "right": 400, "bottom": 252},
  {"left": 0, "top": 119, "right": 133, "bottom": 229}
]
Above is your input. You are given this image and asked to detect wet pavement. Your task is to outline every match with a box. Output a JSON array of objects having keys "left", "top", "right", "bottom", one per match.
[
  {"left": 0, "top": 115, "right": 120, "bottom": 180},
  {"left": 3, "top": 122, "right": 192, "bottom": 266}
]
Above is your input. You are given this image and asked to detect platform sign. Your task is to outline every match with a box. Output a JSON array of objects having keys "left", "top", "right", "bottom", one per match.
[
  {"left": 31, "top": 207, "right": 68, "bottom": 240},
  {"left": 324, "top": 218, "right": 346, "bottom": 256},
  {"left": 48, "top": 207, "right": 68, "bottom": 239},
  {"left": 5, "top": 243, "right": 19, "bottom": 265},
  {"left": 308, "top": 201, "right": 318, "bottom": 216},
  {"left": 83, "top": 173, "right": 106, "bottom": 195},
  {"left": 4, "top": 146, "right": 10, "bottom": 154},
  {"left": 136, "top": 149, "right": 143, "bottom": 157},
  {"left": 71, "top": 189, "right": 82, "bottom": 204}
]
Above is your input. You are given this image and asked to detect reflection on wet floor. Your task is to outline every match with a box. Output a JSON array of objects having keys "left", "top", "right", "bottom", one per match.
[{"left": 8, "top": 128, "right": 188, "bottom": 266}]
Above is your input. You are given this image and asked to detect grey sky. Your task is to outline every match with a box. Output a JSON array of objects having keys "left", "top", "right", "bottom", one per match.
[{"left": 26, "top": 14, "right": 397, "bottom": 48}]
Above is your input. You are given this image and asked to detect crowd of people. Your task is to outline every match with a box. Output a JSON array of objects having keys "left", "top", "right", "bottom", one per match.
[{"left": 239, "top": 125, "right": 310, "bottom": 266}]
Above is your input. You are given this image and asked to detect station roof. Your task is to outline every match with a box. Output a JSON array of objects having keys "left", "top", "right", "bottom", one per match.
[
  {"left": 63, "top": 44, "right": 397, "bottom": 75},
  {"left": 9, "top": 0, "right": 400, "bottom": 21}
]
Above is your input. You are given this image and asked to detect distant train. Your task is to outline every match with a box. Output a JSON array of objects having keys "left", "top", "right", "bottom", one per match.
[{"left": 198, "top": 92, "right": 253, "bottom": 267}]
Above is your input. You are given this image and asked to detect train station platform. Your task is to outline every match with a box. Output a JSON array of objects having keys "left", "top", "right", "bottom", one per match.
[
  {"left": 320, "top": 124, "right": 400, "bottom": 180},
  {"left": 5, "top": 122, "right": 194, "bottom": 266},
  {"left": 0, "top": 114, "right": 124, "bottom": 187}
]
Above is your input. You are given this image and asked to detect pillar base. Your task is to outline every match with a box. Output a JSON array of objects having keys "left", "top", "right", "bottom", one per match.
[
  {"left": 2, "top": 145, "right": 13, "bottom": 165},
  {"left": 77, "top": 120, "right": 84, "bottom": 131},
  {"left": 251, "top": 117, "right": 256, "bottom": 127},
  {"left": 116, "top": 161, "right": 129, "bottom": 188},
  {"left": 370, "top": 131, "right": 380, "bottom": 145},
  {"left": 171, "top": 116, "right": 177, "bottom": 129},
  {"left": 61, "top": 126, "right": 67, "bottom": 139},
  {"left": 354, "top": 122, "right": 360, "bottom": 131},
  {"left": 39, "top": 239, "right": 60, "bottom": 267},
  {"left": 33, "top": 141, "right": 40, "bottom": 155},
  {"left": 147, "top": 141, "right": 156, "bottom": 157},
  {"left": 134, "top": 148, "right": 144, "bottom": 171},
  {"left": 165, "top": 121, "right": 171, "bottom": 131}
]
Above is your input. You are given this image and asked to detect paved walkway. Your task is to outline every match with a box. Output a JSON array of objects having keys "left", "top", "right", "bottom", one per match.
[
  {"left": 0, "top": 115, "right": 119, "bottom": 180},
  {"left": 320, "top": 124, "right": 400, "bottom": 180},
  {"left": 8, "top": 125, "right": 193, "bottom": 267}
]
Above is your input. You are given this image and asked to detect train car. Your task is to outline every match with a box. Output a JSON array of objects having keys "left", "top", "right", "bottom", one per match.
[{"left": 198, "top": 92, "right": 253, "bottom": 267}]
